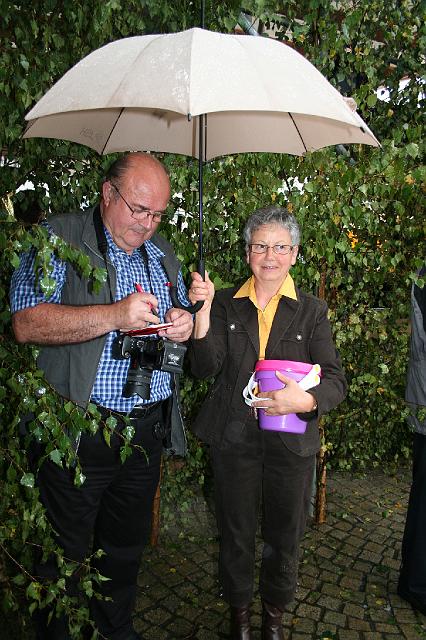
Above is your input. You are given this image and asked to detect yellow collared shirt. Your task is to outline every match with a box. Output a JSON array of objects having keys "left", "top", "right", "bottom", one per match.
[{"left": 234, "top": 274, "right": 297, "bottom": 359}]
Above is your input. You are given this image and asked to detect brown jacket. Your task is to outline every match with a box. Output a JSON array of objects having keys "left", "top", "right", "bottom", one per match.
[{"left": 188, "top": 284, "right": 347, "bottom": 457}]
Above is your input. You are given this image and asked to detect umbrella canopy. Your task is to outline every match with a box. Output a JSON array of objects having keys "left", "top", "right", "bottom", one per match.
[
  {"left": 23, "top": 27, "right": 379, "bottom": 158},
  {"left": 23, "top": 27, "right": 380, "bottom": 312}
]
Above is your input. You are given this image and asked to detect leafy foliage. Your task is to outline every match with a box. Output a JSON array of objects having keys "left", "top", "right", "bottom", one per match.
[{"left": 0, "top": 0, "right": 424, "bottom": 637}]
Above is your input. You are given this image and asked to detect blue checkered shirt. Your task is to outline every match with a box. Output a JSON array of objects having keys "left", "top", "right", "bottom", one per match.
[{"left": 10, "top": 223, "right": 190, "bottom": 411}]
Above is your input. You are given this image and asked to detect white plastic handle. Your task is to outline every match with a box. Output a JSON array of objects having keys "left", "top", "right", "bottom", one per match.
[
  {"left": 242, "top": 372, "right": 268, "bottom": 407},
  {"left": 298, "top": 364, "right": 321, "bottom": 390}
]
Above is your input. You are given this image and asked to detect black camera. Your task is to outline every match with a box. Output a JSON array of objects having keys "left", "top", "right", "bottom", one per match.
[{"left": 112, "top": 333, "right": 186, "bottom": 400}]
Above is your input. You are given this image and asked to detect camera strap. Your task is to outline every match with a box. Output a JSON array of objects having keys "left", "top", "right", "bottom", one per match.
[{"left": 93, "top": 205, "right": 114, "bottom": 304}]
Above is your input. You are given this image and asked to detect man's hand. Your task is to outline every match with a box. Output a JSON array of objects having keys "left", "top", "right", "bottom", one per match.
[
  {"left": 158, "top": 308, "right": 193, "bottom": 342},
  {"left": 115, "top": 292, "right": 160, "bottom": 332}
]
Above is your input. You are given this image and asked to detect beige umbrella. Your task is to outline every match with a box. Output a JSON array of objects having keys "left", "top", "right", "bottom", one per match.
[
  {"left": 24, "top": 27, "right": 379, "bottom": 158},
  {"left": 23, "top": 27, "right": 380, "bottom": 310}
]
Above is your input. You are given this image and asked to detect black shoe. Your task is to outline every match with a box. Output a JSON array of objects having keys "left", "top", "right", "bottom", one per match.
[
  {"left": 230, "top": 605, "right": 253, "bottom": 640},
  {"left": 397, "top": 585, "right": 426, "bottom": 616},
  {"left": 261, "top": 600, "right": 285, "bottom": 640}
]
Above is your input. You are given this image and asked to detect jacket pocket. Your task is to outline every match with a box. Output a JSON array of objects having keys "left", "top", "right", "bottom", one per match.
[
  {"left": 227, "top": 321, "right": 252, "bottom": 357},
  {"left": 274, "top": 332, "right": 310, "bottom": 362}
]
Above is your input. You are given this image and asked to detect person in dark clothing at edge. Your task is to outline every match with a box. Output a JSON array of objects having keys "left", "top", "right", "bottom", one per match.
[
  {"left": 398, "top": 264, "right": 426, "bottom": 615},
  {"left": 187, "top": 205, "right": 347, "bottom": 640},
  {"left": 10, "top": 152, "right": 193, "bottom": 640}
]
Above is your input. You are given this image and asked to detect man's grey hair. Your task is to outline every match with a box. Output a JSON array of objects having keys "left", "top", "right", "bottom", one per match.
[{"left": 243, "top": 205, "right": 301, "bottom": 249}]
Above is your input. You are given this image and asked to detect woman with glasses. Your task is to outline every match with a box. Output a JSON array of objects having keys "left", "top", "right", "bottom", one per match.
[{"left": 188, "top": 205, "right": 346, "bottom": 640}]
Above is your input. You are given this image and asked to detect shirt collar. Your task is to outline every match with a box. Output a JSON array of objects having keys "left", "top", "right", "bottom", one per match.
[
  {"left": 104, "top": 228, "right": 164, "bottom": 262},
  {"left": 234, "top": 274, "right": 297, "bottom": 301}
]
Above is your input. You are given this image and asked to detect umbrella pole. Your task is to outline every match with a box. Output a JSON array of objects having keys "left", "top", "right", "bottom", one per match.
[
  {"left": 198, "top": 113, "right": 205, "bottom": 280},
  {"left": 200, "top": 0, "right": 205, "bottom": 28},
  {"left": 171, "top": 0, "right": 206, "bottom": 310},
  {"left": 168, "top": 113, "right": 204, "bottom": 312},
  {"left": 197, "top": 0, "right": 205, "bottom": 280}
]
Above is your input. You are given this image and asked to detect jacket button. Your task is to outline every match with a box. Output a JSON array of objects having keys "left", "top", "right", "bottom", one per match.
[
  {"left": 296, "top": 334, "right": 302, "bottom": 341},
  {"left": 229, "top": 323, "right": 235, "bottom": 330}
]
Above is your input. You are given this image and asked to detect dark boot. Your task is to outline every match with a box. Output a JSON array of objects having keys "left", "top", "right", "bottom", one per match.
[
  {"left": 230, "top": 605, "right": 253, "bottom": 640},
  {"left": 261, "top": 600, "right": 285, "bottom": 640}
]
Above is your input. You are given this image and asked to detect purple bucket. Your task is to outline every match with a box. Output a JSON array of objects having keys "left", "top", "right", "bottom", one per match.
[{"left": 255, "top": 360, "right": 313, "bottom": 433}]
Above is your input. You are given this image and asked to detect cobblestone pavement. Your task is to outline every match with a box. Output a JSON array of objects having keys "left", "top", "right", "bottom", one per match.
[{"left": 133, "top": 467, "right": 426, "bottom": 640}]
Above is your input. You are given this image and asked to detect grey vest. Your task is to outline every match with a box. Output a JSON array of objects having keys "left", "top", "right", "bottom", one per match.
[
  {"left": 405, "top": 275, "right": 426, "bottom": 434},
  {"left": 37, "top": 207, "right": 187, "bottom": 455}
]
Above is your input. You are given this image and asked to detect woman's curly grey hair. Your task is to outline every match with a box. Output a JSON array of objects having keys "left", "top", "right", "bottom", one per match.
[{"left": 243, "top": 205, "right": 301, "bottom": 250}]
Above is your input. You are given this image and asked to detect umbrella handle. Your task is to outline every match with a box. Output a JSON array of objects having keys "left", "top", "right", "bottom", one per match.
[
  {"left": 169, "top": 286, "right": 203, "bottom": 314},
  {"left": 169, "top": 259, "right": 205, "bottom": 314}
]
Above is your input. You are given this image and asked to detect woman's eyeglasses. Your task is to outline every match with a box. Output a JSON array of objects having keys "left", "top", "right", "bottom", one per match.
[{"left": 249, "top": 243, "right": 294, "bottom": 255}]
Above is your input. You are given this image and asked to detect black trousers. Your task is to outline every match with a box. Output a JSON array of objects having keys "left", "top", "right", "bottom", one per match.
[
  {"left": 33, "top": 407, "right": 163, "bottom": 640},
  {"left": 211, "top": 423, "right": 315, "bottom": 609},
  {"left": 399, "top": 432, "right": 426, "bottom": 602}
]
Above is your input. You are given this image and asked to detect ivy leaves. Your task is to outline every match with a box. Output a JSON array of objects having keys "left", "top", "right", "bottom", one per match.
[{"left": 0, "top": 1, "right": 424, "bottom": 636}]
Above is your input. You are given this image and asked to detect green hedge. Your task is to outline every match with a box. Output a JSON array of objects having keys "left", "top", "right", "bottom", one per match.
[{"left": 0, "top": 1, "right": 424, "bottom": 636}]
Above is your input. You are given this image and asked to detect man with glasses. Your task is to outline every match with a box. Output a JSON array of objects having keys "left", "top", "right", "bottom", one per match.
[
  {"left": 188, "top": 205, "right": 346, "bottom": 640},
  {"left": 10, "top": 152, "right": 193, "bottom": 640}
]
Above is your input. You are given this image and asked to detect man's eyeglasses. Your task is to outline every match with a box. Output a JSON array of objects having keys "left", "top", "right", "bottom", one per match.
[
  {"left": 110, "top": 183, "right": 172, "bottom": 222},
  {"left": 249, "top": 243, "right": 294, "bottom": 255}
]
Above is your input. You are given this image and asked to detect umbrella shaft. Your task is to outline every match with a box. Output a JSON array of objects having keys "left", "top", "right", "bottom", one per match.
[
  {"left": 200, "top": 0, "right": 205, "bottom": 29},
  {"left": 198, "top": 113, "right": 205, "bottom": 279}
]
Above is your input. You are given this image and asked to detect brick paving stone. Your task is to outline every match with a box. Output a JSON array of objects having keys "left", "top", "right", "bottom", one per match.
[
  {"left": 338, "top": 631, "right": 362, "bottom": 640},
  {"left": 298, "top": 573, "right": 318, "bottom": 589},
  {"left": 342, "top": 602, "right": 366, "bottom": 618},
  {"left": 317, "top": 545, "right": 338, "bottom": 559},
  {"left": 352, "top": 560, "right": 373, "bottom": 573},
  {"left": 346, "top": 593, "right": 366, "bottom": 606},
  {"left": 305, "top": 590, "right": 322, "bottom": 605},
  {"left": 316, "top": 594, "right": 343, "bottom": 611},
  {"left": 323, "top": 610, "right": 348, "bottom": 626},
  {"left": 319, "top": 569, "right": 345, "bottom": 583},
  {"left": 375, "top": 621, "right": 404, "bottom": 633},
  {"left": 340, "top": 575, "right": 363, "bottom": 590},
  {"left": 393, "top": 608, "right": 419, "bottom": 624},
  {"left": 289, "top": 617, "right": 317, "bottom": 633},
  {"left": 400, "top": 623, "right": 426, "bottom": 639},
  {"left": 330, "top": 528, "right": 349, "bottom": 541},
  {"left": 317, "top": 621, "right": 338, "bottom": 635},
  {"left": 321, "top": 582, "right": 343, "bottom": 597},
  {"left": 302, "top": 563, "right": 321, "bottom": 578},
  {"left": 365, "top": 541, "right": 385, "bottom": 554},
  {"left": 294, "top": 603, "right": 322, "bottom": 621},
  {"left": 346, "top": 617, "right": 371, "bottom": 631},
  {"left": 361, "top": 550, "right": 383, "bottom": 563}
]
